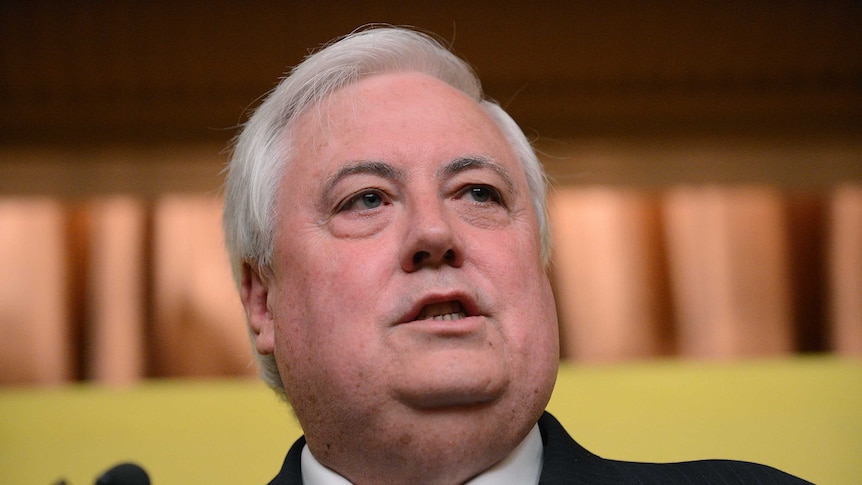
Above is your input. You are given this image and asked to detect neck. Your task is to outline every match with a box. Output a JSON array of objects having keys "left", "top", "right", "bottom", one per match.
[{"left": 304, "top": 405, "right": 539, "bottom": 485}]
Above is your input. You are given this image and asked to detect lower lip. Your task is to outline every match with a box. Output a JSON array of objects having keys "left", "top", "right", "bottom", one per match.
[{"left": 399, "top": 315, "right": 485, "bottom": 336}]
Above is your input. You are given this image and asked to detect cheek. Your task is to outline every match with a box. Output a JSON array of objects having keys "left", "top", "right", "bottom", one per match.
[
  {"left": 316, "top": 243, "right": 394, "bottom": 312},
  {"left": 273, "top": 289, "right": 388, "bottom": 419},
  {"left": 272, "top": 238, "right": 393, "bottom": 352},
  {"left": 476, "top": 223, "right": 544, "bottom": 283},
  {"left": 486, "top": 230, "right": 558, "bottom": 348},
  {"left": 504, "top": 267, "right": 559, "bottom": 395}
]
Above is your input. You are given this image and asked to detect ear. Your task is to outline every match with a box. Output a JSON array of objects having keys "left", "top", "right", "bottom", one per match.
[{"left": 240, "top": 262, "right": 276, "bottom": 355}]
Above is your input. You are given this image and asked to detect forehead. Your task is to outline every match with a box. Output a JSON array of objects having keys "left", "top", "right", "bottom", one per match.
[{"left": 285, "top": 71, "right": 520, "bottom": 177}]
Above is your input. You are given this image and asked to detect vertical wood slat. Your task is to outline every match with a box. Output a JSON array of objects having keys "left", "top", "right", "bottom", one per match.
[
  {"left": 550, "top": 187, "right": 672, "bottom": 361},
  {"left": 83, "top": 197, "right": 147, "bottom": 384},
  {"left": 829, "top": 185, "right": 862, "bottom": 355},
  {"left": 150, "top": 195, "right": 253, "bottom": 378},
  {"left": 662, "top": 186, "right": 794, "bottom": 358},
  {"left": 0, "top": 199, "right": 71, "bottom": 385},
  {"left": 784, "top": 193, "right": 829, "bottom": 353}
]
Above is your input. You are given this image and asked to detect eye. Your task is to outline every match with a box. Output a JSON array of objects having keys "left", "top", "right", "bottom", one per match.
[
  {"left": 337, "top": 189, "right": 388, "bottom": 212},
  {"left": 463, "top": 185, "right": 502, "bottom": 204},
  {"left": 358, "top": 192, "right": 382, "bottom": 209}
]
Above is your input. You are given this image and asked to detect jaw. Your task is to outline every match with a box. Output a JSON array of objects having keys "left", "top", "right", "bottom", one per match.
[{"left": 299, "top": 352, "right": 553, "bottom": 485}]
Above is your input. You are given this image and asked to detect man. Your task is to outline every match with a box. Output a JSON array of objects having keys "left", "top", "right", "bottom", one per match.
[{"left": 223, "top": 26, "right": 809, "bottom": 484}]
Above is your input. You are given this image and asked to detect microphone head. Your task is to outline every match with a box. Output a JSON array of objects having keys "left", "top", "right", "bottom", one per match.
[{"left": 94, "top": 462, "right": 150, "bottom": 485}]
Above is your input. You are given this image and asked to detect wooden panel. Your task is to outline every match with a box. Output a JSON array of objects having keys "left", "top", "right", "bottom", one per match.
[
  {"left": 829, "top": 185, "right": 862, "bottom": 355},
  {"left": 83, "top": 197, "right": 147, "bottom": 384},
  {"left": 0, "top": 198, "right": 71, "bottom": 384},
  {"left": 550, "top": 187, "right": 672, "bottom": 361},
  {"left": 662, "top": 187, "right": 794, "bottom": 358},
  {"left": 150, "top": 195, "right": 253, "bottom": 377}
]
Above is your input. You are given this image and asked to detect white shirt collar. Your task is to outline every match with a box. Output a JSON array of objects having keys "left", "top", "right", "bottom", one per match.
[{"left": 300, "top": 424, "right": 543, "bottom": 485}]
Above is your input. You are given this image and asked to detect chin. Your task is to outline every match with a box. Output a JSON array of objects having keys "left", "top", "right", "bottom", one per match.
[
  {"left": 391, "top": 357, "right": 510, "bottom": 410},
  {"left": 397, "top": 384, "right": 506, "bottom": 410}
]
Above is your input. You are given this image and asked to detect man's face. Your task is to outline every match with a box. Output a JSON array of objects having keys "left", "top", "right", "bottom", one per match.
[{"left": 248, "top": 71, "right": 558, "bottom": 462}]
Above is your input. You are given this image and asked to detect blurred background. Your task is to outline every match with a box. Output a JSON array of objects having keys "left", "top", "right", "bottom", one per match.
[{"left": 1, "top": 1, "right": 861, "bottom": 386}]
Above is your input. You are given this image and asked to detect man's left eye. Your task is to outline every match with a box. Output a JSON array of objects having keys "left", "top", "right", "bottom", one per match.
[
  {"left": 465, "top": 185, "right": 501, "bottom": 204},
  {"left": 359, "top": 192, "right": 383, "bottom": 209},
  {"left": 336, "top": 189, "right": 389, "bottom": 213}
]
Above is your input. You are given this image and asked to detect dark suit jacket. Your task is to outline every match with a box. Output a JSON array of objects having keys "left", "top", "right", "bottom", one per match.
[{"left": 269, "top": 412, "right": 812, "bottom": 484}]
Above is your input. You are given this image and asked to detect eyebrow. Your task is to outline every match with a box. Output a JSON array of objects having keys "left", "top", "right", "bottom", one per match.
[{"left": 439, "top": 157, "right": 516, "bottom": 196}]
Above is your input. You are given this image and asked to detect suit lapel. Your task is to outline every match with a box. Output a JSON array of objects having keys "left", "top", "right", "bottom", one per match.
[
  {"left": 269, "top": 435, "right": 306, "bottom": 484},
  {"left": 538, "top": 412, "right": 623, "bottom": 485}
]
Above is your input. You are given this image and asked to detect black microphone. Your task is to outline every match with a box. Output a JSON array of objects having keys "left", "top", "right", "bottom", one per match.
[{"left": 94, "top": 462, "right": 150, "bottom": 485}]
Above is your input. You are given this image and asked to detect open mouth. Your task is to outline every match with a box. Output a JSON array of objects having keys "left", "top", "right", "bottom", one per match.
[{"left": 416, "top": 301, "right": 467, "bottom": 321}]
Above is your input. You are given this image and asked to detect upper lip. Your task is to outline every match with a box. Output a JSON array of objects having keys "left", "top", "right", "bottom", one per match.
[{"left": 397, "top": 290, "right": 481, "bottom": 325}]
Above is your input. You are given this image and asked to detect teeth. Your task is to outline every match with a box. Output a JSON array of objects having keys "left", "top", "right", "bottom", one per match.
[
  {"left": 428, "top": 312, "right": 467, "bottom": 321},
  {"left": 418, "top": 301, "right": 466, "bottom": 320}
]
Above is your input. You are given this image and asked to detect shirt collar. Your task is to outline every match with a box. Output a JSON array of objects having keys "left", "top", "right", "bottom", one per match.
[{"left": 300, "top": 423, "right": 543, "bottom": 485}]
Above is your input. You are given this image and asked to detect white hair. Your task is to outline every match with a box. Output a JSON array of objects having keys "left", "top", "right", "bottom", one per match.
[{"left": 223, "top": 26, "right": 550, "bottom": 394}]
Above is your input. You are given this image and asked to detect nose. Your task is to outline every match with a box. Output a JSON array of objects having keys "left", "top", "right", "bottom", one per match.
[{"left": 400, "top": 199, "right": 464, "bottom": 272}]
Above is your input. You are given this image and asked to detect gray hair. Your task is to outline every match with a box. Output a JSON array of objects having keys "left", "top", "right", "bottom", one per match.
[{"left": 223, "top": 26, "right": 550, "bottom": 394}]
